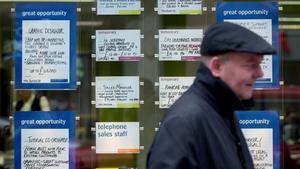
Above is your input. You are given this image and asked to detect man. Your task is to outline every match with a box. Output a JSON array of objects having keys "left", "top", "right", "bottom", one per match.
[{"left": 147, "top": 22, "right": 276, "bottom": 169}]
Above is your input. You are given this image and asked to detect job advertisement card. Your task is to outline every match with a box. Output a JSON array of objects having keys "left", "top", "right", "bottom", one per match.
[
  {"left": 15, "top": 3, "right": 76, "bottom": 90},
  {"left": 96, "top": 30, "right": 141, "bottom": 61},
  {"left": 158, "top": 0, "right": 202, "bottom": 15},
  {"left": 14, "top": 111, "right": 75, "bottom": 169},
  {"left": 97, "top": 0, "right": 141, "bottom": 15},
  {"left": 217, "top": 2, "right": 279, "bottom": 89},
  {"left": 159, "top": 77, "right": 194, "bottom": 108},
  {"left": 159, "top": 29, "right": 202, "bottom": 61},
  {"left": 95, "top": 76, "right": 140, "bottom": 108},
  {"left": 96, "top": 122, "right": 140, "bottom": 154},
  {"left": 236, "top": 111, "right": 280, "bottom": 169}
]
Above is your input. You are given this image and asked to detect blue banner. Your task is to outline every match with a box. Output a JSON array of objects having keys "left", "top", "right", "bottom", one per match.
[
  {"left": 15, "top": 3, "right": 77, "bottom": 89},
  {"left": 236, "top": 111, "right": 280, "bottom": 169},
  {"left": 14, "top": 111, "right": 76, "bottom": 169},
  {"left": 217, "top": 2, "right": 279, "bottom": 89}
]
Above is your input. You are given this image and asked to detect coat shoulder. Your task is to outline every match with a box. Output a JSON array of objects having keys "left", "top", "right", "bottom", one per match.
[{"left": 165, "top": 89, "right": 214, "bottom": 122}]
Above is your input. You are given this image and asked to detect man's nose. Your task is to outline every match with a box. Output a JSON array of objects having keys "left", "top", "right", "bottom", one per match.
[{"left": 255, "top": 65, "right": 264, "bottom": 79}]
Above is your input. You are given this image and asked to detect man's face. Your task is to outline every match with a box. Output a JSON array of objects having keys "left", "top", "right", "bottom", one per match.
[{"left": 218, "top": 52, "right": 264, "bottom": 100}]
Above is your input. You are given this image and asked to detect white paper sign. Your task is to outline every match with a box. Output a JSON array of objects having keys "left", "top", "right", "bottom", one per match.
[
  {"left": 22, "top": 20, "right": 70, "bottom": 83},
  {"left": 225, "top": 19, "right": 273, "bottom": 83},
  {"left": 96, "top": 76, "right": 139, "bottom": 108},
  {"left": 159, "top": 29, "right": 202, "bottom": 61},
  {"left": 242, "top": 129, "right": 273, "bottom": 169},
  {"left": 21, "top": 129, "right": 69, "bottom": 169},
  {"left": 96, "top": 30, "right": 141, "bottom": 61},
  {"left": 96, "top": 122, "right": 140, "bottom": 154},
  {"left": 159, "top": 77, "right": 194, "bottom": 108},
  {"left": 158, "top": 0, "right": 202, "bottom": 14},
  {"left": 97, "top": 0, "right": 141, "bottom": 15}
]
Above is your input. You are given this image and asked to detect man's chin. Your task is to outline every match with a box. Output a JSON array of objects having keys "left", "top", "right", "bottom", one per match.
[{"left": 239, "top": 92, "right": 253, "bottom": 100}]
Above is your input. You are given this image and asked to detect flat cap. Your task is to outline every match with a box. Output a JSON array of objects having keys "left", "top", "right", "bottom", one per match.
[{"left": 201, "top": 22, "right": 276, "bottom": 56}]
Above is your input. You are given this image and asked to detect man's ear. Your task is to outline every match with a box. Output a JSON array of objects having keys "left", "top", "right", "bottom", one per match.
[{"left": 208, "top": 56, "right": 223, "bottom": 77}]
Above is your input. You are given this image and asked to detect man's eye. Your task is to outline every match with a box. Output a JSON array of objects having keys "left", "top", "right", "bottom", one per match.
[
  {"left": 243, "top": 64, "right": 252, "bottom": 68},
  {"left": 244, "top": 63, "right": 259, "bottom": 69}
]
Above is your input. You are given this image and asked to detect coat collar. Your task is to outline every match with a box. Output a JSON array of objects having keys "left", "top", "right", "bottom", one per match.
[{"left": 192, "top": 63, "right": 248, "bottom": 115}]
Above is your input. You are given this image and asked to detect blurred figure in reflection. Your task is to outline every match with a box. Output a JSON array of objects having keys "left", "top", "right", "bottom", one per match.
[
  {"left": 0, "top": 118, "right": 9, "bottom": 151},
  {"left": 284, "top": 112, "right": 300, "bottom": 145},
  {"left": 15, "top": 90, "right": 50, "bottom": 111},
  {"left": 281, "top": 120, "right": 299, "bottom": 169},
  {"left": 281, "top": 139, "right": 298, "bottom": 169}
]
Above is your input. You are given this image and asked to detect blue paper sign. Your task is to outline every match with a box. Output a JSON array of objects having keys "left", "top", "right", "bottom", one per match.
[
  {"left": 217, "top": 2, "right": 279, "bottom": 89},
  {"left": 14, "top": 111, "right": 76, "bottom": 169},
  {"left": 15, "top": 3, "right": 77, "bottom": 89},
  {"left": 236, "top": 111, "right": 280, "bottom": 169}
]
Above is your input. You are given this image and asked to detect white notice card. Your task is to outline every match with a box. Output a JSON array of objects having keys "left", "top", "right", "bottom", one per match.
[
  {"left": 96, "top": 76, "right": 140, "bottom": 108},
  {"left": 159, "top": 29, "right": 202, "bottom": 61},
  {"left": 242, "top": 129, "right": 273, "bottom": 169},
  {"left": 97, "top": 0, "right": 141, "bottom": 15},
  {"left": 96, "top": 30, "right": 141, "bottom": 61},
  {"left": 158, "top": 0, "right": 202, "bottom": 15},
  {"left": 159, "top": 77, "right": 194, "bottom": 108},
  {"left": 96, "top": 122, "right": 140, "bottom": 154},
  {"left": 22, "top": 20, "right": 70, "bottom": 83},
  {"left": 21, "top": 129, "right": 69, "bottom": 169}
]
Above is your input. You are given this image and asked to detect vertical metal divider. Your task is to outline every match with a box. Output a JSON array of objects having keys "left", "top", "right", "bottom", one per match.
[
  {"left": 138, "top": 0, "right": 146, "bottom": 167},
  {"left": 279, "top": 2, "right": 285, "bottom": 154},
  {"left": 139, "top": 0, "right": 158, "bottom": 168},
  {"left": 76, "top": 5, "right": 79, "bottom": 169},
  {"left": 10, "top": 5, "right": 16, "bottom": 169},
  {"left": 154, "top": 0, "right": 160, "bottom": 137},
  {"left": 90, "top": 2, "right": 97, "bottom": 168}
]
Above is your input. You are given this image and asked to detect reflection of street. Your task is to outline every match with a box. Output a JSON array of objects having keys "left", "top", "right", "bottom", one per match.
[
  {"left": 0, "top": 150, "right": 13, "bottom": 169},
  {"left": 284, "top": 138, "right": 300, "bottom": 168},
  {"left": 283, "top": 112, "right": 300, "bottom": 168},
  {"left": 289, "top": 144, "right": 300, "bottom": 160},
  {"left": 282, "top": 143, "right": 299, "bottom": 169},
  {"left": 0, "top": 118, "right": 12, "bottom": 169}
]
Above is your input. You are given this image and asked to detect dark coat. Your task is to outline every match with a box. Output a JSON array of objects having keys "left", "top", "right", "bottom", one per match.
[{"left": 147, "top": 64, "right": 255, "bottom": 169}]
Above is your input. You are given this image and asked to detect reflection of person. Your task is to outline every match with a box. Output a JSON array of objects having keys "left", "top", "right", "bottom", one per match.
[
  {"left": 15, "top": 90, "right": 50, "bottom": 111},
  {"left": 0, "top": 118, "right": 10, "bottom": 151},
  {"left": 147, "top": 22, "right": 276, "bottom": 169},
  {"left": 280, "top": 117, "right": 298, "bottom": 169},
  {"left": 284, "top": 112, "right": 300, "bottom": 145}
]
